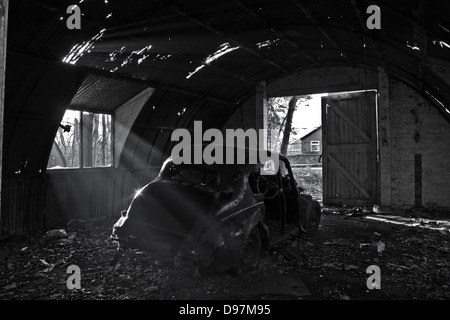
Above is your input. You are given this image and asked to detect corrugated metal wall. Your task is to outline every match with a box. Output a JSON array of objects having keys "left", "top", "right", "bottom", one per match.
[{"left": 1, "top": 168, "right": 159, "bottom": 234}]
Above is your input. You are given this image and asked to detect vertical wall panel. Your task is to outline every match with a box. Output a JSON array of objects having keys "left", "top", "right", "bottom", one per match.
[
  {"left": 1, "top": 168, "right": 160, "bottom": 234},
  {"left": 0, "top": 0, "right": 8, "bottom": 231}
]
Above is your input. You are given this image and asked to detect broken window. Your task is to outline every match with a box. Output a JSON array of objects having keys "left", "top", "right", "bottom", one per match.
[
  {"left": 310, "top": 141, "right": 320, "bottom": 152},
  {"left": 47, "top": 109, "right": 113, "bottom": 169}
]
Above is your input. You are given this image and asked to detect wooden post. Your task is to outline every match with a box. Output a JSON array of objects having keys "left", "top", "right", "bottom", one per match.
[
  {"left": 255, "top": 81, "right": 267, "bottom": 149},
  {"left": 0, "top": 0, "right": 9, "bottom": 229},
  {"left": 377, "top": 67, "right": 392, "bottom": 207}
]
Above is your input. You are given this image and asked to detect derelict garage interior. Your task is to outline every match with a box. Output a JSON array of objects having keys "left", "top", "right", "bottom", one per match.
[{"left": 0, "top": 0, "right": 450, "bottom": 301}]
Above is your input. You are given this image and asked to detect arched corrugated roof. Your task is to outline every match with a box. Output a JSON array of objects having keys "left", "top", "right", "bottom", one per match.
[{"left": 4, "top": 0, "right": 450, "bottom": 174}]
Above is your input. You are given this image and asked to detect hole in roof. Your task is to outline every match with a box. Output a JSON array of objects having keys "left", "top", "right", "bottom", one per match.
[
  {"left": 256, "top": 39, "right": 280, "bottom": 49},
  {"left": 186, "top": 42, "right": 240, "bottom": 79},
  {"left": 433, "top": 40, "right": 450, "bottom": 49},
  {"left": 154, "top": 54, "right": 173, "bottom": 61},
  {"left": 63, "top": 29, "right": 106, "bottom": 65},
  {"left": 177, "top": 107, "right": 187, "bottom": 117},
  {"left": 425, "top": 91, "right": 450, "bottom": 114},
  {"left": 138, "top": 55, "right": 149, "bottom": 64},
  {"left": 438, "top": 24, "right": 449, "bottom": 33},
  {"left": 120, "top": 45, "right": 153, "bottom": 67},
  {"left": 406, "top": 44, "right": 420, "bottom": 51},
  {"left": 107, "top": 46, "right": 126, "bottom": 62}
]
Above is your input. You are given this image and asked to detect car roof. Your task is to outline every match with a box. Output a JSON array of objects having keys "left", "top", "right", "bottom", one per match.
[{"left": 168, "top": 143, "right": 287, "bottom": 164}]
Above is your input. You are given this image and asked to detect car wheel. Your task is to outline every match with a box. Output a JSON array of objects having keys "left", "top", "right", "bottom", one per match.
[
  {"left": 240, "top": 226, "right": 262, "bottom": 271},
  {"left": 306, "top": 202, "right": 322, "bottom": 233}
]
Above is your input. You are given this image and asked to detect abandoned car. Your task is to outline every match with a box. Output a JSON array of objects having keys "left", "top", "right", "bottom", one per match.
[{"left": 111, "top": 147, "right": 321, "bottom": 273}]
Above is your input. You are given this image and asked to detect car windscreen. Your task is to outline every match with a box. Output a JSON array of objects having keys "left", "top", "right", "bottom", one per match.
[{"left": 160, "top": 161, "right": 222, "bottom": 192}]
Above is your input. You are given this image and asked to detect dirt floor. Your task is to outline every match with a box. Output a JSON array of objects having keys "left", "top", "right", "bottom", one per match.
[{"left": 1, "top": 206, "right": 449, "bottom": 301}]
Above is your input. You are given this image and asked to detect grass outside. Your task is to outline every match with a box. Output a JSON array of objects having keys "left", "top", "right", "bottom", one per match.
[{"left": 292, "top": 166, "right": 323, "bottom": 203}]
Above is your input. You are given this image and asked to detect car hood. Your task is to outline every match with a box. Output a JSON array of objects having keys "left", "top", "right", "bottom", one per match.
[{"left": 124, "top": 178, "right": 217, "bottom": 236}]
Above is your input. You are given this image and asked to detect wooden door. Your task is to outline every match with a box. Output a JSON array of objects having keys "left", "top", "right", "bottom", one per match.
[{"left": 322, "top": 92, "right": 378, "bottom": 207}]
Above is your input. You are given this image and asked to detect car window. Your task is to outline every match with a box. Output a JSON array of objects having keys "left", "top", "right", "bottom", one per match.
[
  {"left": 160, "top": 161, "right": 221, "bottom": 191},
  {"left": 279, "top": 160, "right": 289, "bottom": 177}
]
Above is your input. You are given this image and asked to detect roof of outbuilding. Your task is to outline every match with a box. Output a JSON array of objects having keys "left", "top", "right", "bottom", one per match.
[
  {"left": 4, "top": 0, "right": 450, "bottom": 173},
  {"left": 299, "top": 126, "right": 322, "bottom": 141}
]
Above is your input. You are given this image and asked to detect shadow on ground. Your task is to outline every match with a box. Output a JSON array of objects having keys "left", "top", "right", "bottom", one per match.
[{"left": 1, "top": 208, "right": 449, "bottom": 300}]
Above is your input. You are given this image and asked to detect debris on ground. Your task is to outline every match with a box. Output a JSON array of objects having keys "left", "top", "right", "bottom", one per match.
[
  {"left": 0, "top": 210, "right": 449, "bottom": 300},
  {"left": 359, "top": 241, "right": 385, "bottom": 253},
  {"left": 322, "top": 206, "right": 373, "bottom": 217},
  {"left": 44, "top": 229, "right": 68, "bottom": 241}
]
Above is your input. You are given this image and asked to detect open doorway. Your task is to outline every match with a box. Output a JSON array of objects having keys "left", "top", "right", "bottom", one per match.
[
  {"left": 267, "top": 94, "right": 326, "bottom": 205},
  {"left": 267, "top": 90, "right": 379, "bottom": 208}
]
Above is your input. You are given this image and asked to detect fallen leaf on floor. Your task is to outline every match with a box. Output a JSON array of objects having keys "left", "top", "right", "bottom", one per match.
[
  {"left": 344, "top": 265, "right": 359, "bottom": 270},
  {"left": 4, "top": 283, "right": 17, "bottom": 290}
]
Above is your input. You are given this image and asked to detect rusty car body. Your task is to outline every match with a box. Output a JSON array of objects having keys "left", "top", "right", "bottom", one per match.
[{"left": 111, "top": 146, "right": 321, "bottom": 273}]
